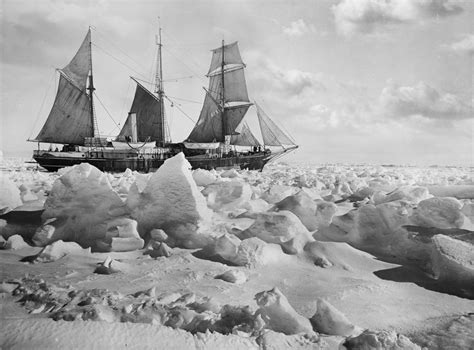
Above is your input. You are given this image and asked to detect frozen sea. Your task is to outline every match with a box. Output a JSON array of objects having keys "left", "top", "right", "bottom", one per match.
[{"left": 1, "top": 155, "right": 473, "bottom": 349}]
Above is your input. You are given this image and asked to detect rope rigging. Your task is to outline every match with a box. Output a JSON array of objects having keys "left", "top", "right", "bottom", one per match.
[
  {"left": 92, "top": 43, "right": 149, "bottom": 82},
  {"left": 93, "top": 91, "right": 121, "bottom": 132},
  {"left": 28, "top": 71, "right": 57, "bottom": 140}
]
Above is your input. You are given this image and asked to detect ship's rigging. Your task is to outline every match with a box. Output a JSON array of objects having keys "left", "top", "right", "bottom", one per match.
[{"left": 29, "top": 24, "right": 298, "bottom": 173}]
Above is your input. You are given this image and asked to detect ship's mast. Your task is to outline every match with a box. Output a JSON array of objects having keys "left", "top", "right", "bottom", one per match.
[
  {"left": 221, "top": 39, "right": 226, "bottom": 140},
  {"left": 87, "top": 27, "right": 97, "bottom": 137},
  {"left": 155, "top": 22, "right": 166, "bottom": 146}
]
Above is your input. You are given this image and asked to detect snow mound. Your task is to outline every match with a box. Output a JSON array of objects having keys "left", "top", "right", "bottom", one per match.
[
  {"left": 0, "top": 175, "right": 22, "bottom": 212},
  {"left": 233, "top": 238, "right": 286, "bottom": 267},
  {"left": 256, "top": 330, "right": 325, "bottom": 349},
  {"left": 39, "top": 163, "right": 126, "bottom": 247},
  {"left": 427, "top": 185, "right": 474, "bottom": 199},
  {"left": 102, "top": 218, "right": 144, "bottom": 252},
  {"left": 273, "top": 191, "right": 319, "bottom": 231},
  {"left": 261, "top": 185, "right": 299, "bottom": 204},
  {"left": 147, "top": 242, "right": 173, "bottom": 258},
  {"left": 375, "top": 186, "right": 432, "bottom": 205},
  {"left": 344, "top": 329, "right": 421, "bottom": 350},
  {"left": 128, "top": 153, "right": 213, "bottom": 248},
  {"left": 200, "top": 236, "right": 286, "bottom": 268},
  {"left": 315, "top": 201, "right": 338, "bottom": 228},
  {"left": 215, "top": 270, "right": 247, "bottom": 284},
  {"left": 304, "top": 241, "right": 378, "bottom": 271},
  {"left": 220, "top": 168, "right": 240, "bottom": 178},
  {"left": 5, "top": 234, "right": 29, "bottom": 250},
  {"left": 310, "top": 298, "right": 359, "bottom": 336},
  {"left": 35, "top": 240, "right": 91, "bottom": 262},
  {"left": 241, "top": 211, "right": 314, "bottom": 254},
  {"left": 32, "top": 218, "right": 57, "bottom": 246},
  {"left": 411, "top": 197, "right": 472, "bottom": 230},
  {"left": 192, "top": 168, "right": 217, "bottom": 186},
  {"left": 150, "top": 228, "right": 168, "bottom": 242},
  {"left": 430, "top": 235, "right": 474, "bottom": 287},
  {"left": 255, "top": 287, "right": 314, "bottom": 335},
  {"left": 202, "top": 180, "right": 253, "bottom": 211},
  {"left": 201, "top": 233, "right": 241, "bottom": 263},
  {"left": 320, "top": 201, "right": 432, "bottom": 264}
]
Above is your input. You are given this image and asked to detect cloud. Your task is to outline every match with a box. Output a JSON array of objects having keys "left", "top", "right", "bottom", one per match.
[
  {"left": 0, "top": 1, "right": 145, "bottom": 68},
  {"left": 282, "top": 19, "right": 314, "bottom": 37},
  {"left": 445, "top": 34, "right": 474, "bottom": 54},
  {"left": 380, "top": 81, "right": 472, "bottom": 120},
  {"left": 248, "top": 54, "right": 325, "bottom": 97},
  {"left": 333, "top": 0, "right": 464, "bottom": 36}
]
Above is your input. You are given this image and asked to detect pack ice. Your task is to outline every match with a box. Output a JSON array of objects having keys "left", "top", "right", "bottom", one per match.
[{"left": 1, "top": 157, "right": 474, "bottom": 349}]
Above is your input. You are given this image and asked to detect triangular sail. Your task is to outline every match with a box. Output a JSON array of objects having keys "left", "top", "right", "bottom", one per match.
[
  {"left": 230, "top": 122, "right": 261, "bottom": 146},
  {"left": 34, "top": 74, "right": 93, "bottom": 145},
  {"left": 117, "top": 79, "right": 165, "bottom": 143},
  {"left": 256, "top": 103, "right": 296, "bottom": 147},
  {"left": 61, "top": 30, "right": 92, "bottom": 89}
]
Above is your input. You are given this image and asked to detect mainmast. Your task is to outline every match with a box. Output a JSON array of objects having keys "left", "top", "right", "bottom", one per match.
[
  {"left": 155, "top": 22, "right": 166, "bottom": 146},
  {"left": 220, "top": 39, "right": 226, "bottom": 140},
  {"left": 87, "top": 27, "right": 97, "bottom": 137}
]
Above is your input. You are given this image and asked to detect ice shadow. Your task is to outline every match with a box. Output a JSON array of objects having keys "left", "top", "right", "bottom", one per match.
[
  {"left": 374, "top": 264, "right": 474, "bottom": 300},
  {"left": 192, "top": 250, "right": 239, "bottom": 266}
]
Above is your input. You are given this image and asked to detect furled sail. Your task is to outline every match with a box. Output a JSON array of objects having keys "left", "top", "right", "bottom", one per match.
[
  {"left": 256, "top": 103, "right": 296, "bottom": 147},
  {"left": 230, "top": 122, "right": 261, "bottom": 146},
  {"left": 35, "top": 75, "right": 94, "bottom": 145},
  {"left": 117, "top": 79, "right": 165, "bottom": 143},
  {"left": 61, "top": 29, "right": 92, "bottom": 89}
]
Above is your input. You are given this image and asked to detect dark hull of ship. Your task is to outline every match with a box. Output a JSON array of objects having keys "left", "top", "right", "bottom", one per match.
[{"left": 33, "top": 152, "right": 271, "bottom": 173}]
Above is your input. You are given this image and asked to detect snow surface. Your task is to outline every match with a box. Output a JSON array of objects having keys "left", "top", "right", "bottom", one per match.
[{"left": 1, "top": 158, "right": 474, "bottom": 349}]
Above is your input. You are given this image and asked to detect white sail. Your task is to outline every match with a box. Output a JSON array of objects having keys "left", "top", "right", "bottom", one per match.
[
  {"left": 209, "top": 68, "right": 250, "bottom": 103},
  {"left": 207, "top": 41, "right": 245, "bottom": 76},
  {"left": 230, "top": 122, "right": 261, "bottom": 146},
  {"left": 117, "top": 79, "right": 166, "bottom": 143},
  {"left": 188, "top": 41, "right": 252, "bottom": 143},
  {"left": 256, "top": 103, "right": 296, "bottom": 147},
  {"left": 61, "top": 29, "right": 92, "bottom": 89},
  {"left": 34, "top": 74, "right": 93, "bottom": 145},
  {"left": 34, "top": 29, "right": 94, "bottom": 145}
]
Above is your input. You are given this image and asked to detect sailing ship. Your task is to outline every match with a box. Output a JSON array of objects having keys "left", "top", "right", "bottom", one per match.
[{"left": 30, "top": 28, "right": 297, "bottom": 172}]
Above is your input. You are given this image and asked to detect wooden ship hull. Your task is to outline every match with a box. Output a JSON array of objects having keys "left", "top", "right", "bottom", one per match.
[{"left": 33, "top": 150, "right": 272, "bottom": 172}]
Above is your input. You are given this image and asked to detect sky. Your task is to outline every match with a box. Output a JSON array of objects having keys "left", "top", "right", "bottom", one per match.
[{"left": 1, "top": 0, "right": 473, "bottom": 165}]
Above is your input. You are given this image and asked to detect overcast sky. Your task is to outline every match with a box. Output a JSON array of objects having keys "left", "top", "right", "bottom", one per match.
[{"left": 1, "top": 0, "right": 472, "bottom": 165}]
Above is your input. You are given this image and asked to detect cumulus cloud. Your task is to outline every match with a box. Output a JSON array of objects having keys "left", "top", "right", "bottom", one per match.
[
  {"left": 380, "top": 81, "right": 472, "bottom": 120},
  {"left": 282, "top": 19, "right": 314, "bottom": 37},
  {"left": 249, "top": 53, "right": 325, "bottom": 96},
  {"left": 333, "top": 0, "right": 464, "bottom": 36},
  {"left": 1, "top": 0, "right": 144, "bottom": 67},
  {"left": 445, "top": 34, "right": 474, "bottom": 54}
]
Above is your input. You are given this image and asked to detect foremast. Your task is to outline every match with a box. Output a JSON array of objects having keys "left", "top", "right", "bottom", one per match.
[
  {"left": 155, "top": 25, "right": 166, "bottom": 146},
  {"left": 87, "top": 28, "right": 97, "bottom": 138},
  {"left": 220, "top": 39, "right": 226, "bottom": 142}
]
